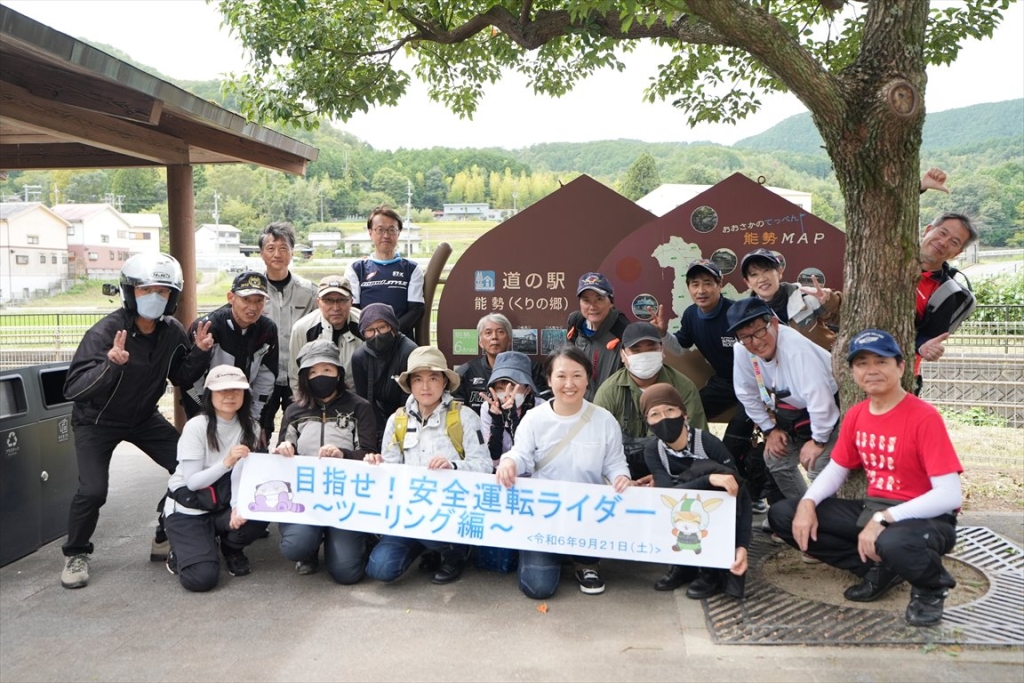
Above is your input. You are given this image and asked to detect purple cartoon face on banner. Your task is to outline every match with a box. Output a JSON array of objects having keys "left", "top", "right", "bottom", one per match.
[{"left": 249, "top": 480, "right": 305, "bottom": 513}]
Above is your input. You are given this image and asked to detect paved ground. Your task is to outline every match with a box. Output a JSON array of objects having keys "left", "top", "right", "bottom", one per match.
[{"left": 1, "top": 444, "right": 1021, "bottom": 683}]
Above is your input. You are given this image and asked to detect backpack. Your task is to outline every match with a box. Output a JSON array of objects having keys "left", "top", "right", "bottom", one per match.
[
  {"left": 392, "top": 400, "right": 465, "bottom": 458},
  {"left": 926, "top": 268, "right": 977, "bottom": 335}
]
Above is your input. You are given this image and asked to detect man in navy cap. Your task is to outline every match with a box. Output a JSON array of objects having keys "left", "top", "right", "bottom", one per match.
[
  {"left": 566, "top": 271, "right": 631, "bottom": 400},
  {"left": 768, "top": 329, "right": 962, "bottom": 627},
  {"left": 727, "top": 297, "right": 839, "bottom": 501}
]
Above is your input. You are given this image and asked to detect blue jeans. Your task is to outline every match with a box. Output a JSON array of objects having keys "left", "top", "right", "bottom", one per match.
[
  {"left": 365, "top": 536, "right": 466, "bottom": 583},
  {"left": 279, "top": 523, "right": 366, "bottom": 585},
  {"left": 518, "top": 552, "right": 599, "bottom": 599}
]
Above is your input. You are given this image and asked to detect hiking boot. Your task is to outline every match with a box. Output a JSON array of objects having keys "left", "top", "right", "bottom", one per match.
[
  {"left": 150, "top": 538, "right": 169, "bottom": 562},
  {"left": 166, "top": 549, "right": 178, "bottom": 576},
  {"left": 654, "top": 564, "right": 697, "bottom": 591},
  {"left": 223, "top": 550, "right": 252, "bottom": 577},
  {"left": 61, "top": 554, "right": 90, "bottom": 589},
  {"left": 295, "top": 558, "right": 319, "bottom": 575},
  {"left": 686, "top": 570, "right": 722, "bottom": 600},
  {"left": 905, "top": 587, "right": 948, "bottom": 627},
  {"left": 844, "top": 564, "right": 904, "bottom": 602},
  {"left": 575, "top": 567, "right": 605, "bottom": 595}
]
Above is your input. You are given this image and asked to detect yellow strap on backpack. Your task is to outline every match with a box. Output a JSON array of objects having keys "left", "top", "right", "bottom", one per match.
[{"left": 392, "top": 400, "right": 465, "bottom": 459}]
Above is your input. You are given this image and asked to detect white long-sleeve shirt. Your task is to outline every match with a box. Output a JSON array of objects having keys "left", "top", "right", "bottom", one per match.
[{"left": 732, "top": 325, "right": 839, "bottom": 443}]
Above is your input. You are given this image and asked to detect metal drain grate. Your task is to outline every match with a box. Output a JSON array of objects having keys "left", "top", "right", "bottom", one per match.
[{"left": 703, "top": 526, "right": 1024, "bottom": 646}]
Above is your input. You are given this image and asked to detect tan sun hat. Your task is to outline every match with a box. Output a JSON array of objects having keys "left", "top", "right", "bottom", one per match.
[
  {"left": 396, "top": 346, "right": 460, "bottom": 393},
  {"left": 204, "top": 365, "right": 250, "bottom": 392}
]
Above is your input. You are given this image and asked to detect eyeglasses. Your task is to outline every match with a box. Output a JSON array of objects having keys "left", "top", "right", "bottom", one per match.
[
  {"left": 736, "top": 325, "right": 771, "bottom": 346},
  {"left": 371, "top": 227, "right": 400, "bottom": 237},
  {"left": 320, "top": 296, "right": 351, "bottom": 306},
  {"left": 363, "top": 323, "right": 391, "bottom": 338}
]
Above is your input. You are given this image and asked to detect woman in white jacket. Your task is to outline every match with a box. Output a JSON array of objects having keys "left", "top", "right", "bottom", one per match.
[
  {"left": 497, "top": 345, "right": 633, "bottom": 599},
  {"left": 363, "top": 346, "right": 491, "bottom": 585}
]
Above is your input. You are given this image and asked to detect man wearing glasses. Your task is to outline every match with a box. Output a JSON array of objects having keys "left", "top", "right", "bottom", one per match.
[
  {"left": 290, "top": 276, "right": 364, "bottom": 391},
  {"left": 345, "top": 206, "right": 425, "bottom": 339},
  {"left": 727, "top": 298, "right": 840, "bottom": 501},
  {"left": 260, "top": 222, "right": 317, "bottom": 443}
]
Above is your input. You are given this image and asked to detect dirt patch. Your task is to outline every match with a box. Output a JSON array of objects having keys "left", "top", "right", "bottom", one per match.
[
  {"left": 761, "top": 545, "right": 989, "bottom": 609},
  {"left": 960, "top": 465, "right": 1024, "bottom": 512}
]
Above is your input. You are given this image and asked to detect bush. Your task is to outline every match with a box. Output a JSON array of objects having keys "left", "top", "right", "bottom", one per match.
[
  {"left": 940, "top": 406, "right": 1008, "bottom": 428},
  {"left": 970, "top": 271, "right": 1024, "bottom": 326}
]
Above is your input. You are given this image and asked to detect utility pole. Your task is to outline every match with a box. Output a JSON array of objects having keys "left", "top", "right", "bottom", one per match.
[
  {"left": 406, "top": 179, "right": 413, "bottom": 222},
  {"left": 319, "top": 190, "right": 325, "bottom": 223},
  {"left": 212, "top": 190, "right": 221, "bottom": 225}
]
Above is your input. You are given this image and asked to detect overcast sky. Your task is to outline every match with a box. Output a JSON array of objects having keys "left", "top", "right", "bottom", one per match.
[{"left": 6, "top": 0, "right": 1023, "bottom": 150}]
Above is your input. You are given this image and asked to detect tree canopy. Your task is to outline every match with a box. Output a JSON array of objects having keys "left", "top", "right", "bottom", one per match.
[{"left": 217, "top": 0, "right": 1013, "bottom": 402}]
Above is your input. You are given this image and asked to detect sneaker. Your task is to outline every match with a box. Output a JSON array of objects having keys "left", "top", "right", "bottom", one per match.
[
  {"left": 751, "top": 499, "right": 769, "bottom": 515},
  {"left": 770, "top": 533, "right": 786, "bottom": 546},
  {"left": 760, "top": 517, "right": 773, "bottom": 533},
  {"left": 61, "top": 554, "right": 90, "bottom": 589},
  {"left": 295, "top": 558, "right": 319, "bottom": 575},
  {"left": 575, "top": 567, "right": 606, "bottom": 595},
  {"left": 166, "top": 549, "right": 178, "bottom": 576},
  {"left": 223, "top": 550, "right": 251, "bottom": 577},
  {"left": 905, "top": 586, "right": 948, "bottom": 627},
  {"left": 150, "top": 538, "right": 169, "bottom": 562},
  {"left": 801, "top": 552, "right": 822, "bottom": 564}
]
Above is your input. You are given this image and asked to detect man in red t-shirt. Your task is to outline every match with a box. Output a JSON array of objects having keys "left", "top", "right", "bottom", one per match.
[{"left": 768, "top": 329, "right": 963, "bottom": 627}]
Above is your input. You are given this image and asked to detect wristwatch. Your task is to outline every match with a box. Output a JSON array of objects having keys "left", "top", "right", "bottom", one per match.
[
  {"left": 871, "top": 511, "right": 890, "bottom": 527},
  {"left": 812, "top": 438, "right": 827, "bottom": 448}
]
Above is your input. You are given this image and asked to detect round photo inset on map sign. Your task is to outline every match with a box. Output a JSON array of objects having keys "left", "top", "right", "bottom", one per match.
[
  {"left": 632, "top": 293, "right": 659, "bottom": 321},
  {"left": 690, "top": 206, "right": 719, "bottom": 233},
  {"left": 798, "top": 267, "right": 826, "bottom": 287},
  {"left": 711, "top": 249, "right": 738, "bottom": 275}
]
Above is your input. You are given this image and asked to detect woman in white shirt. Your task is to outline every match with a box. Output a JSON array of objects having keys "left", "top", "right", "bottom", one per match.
[
  {"left": 497, "top": 345, "right": 632, "bottom": 598},
  {"left": 163, "top": 365, "right": 269, "bottom": 592}
]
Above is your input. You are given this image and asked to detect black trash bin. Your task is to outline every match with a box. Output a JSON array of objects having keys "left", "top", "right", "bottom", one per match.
[{"left": 0, "top": 363, "right": 78, "bottom": 567}]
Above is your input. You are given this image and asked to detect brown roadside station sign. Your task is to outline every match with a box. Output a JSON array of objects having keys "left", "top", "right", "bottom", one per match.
[{"left": 437, "top": 172, "right": 846, "bottom": 366}]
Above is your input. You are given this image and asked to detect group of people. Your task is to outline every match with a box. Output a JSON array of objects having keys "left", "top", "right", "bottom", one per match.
[{"left": 58, "top": 182, "right": 974, "bottom": 626}]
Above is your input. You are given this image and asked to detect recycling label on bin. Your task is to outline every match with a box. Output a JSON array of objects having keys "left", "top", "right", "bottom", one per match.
[{"left": 5, "top": 430, "right": 19, "bottom": 458}]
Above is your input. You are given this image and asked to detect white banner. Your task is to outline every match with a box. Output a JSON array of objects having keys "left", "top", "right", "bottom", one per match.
[{"left": 238, "top": 454, "right": 737, "bottom": 569}]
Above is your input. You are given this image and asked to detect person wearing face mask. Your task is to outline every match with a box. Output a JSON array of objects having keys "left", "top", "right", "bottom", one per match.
[
  {"left": 640, "top": 384, "right": 751, "bottom": 598},
  {"left": 351, "top": 303, "right": 418, "bottom": 450},
  {"left": 272, "top": 340, "right": 377, "bottom": 583},
  {"left": 59, "top": 253, "right": 213, "bottom": 589},
  {"left": 593, "top": 322, "right": 706, "bottom": 482}
]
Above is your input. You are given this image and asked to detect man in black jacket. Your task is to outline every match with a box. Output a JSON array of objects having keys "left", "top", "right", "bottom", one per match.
[
  {"left": 351, "top": 303, "right": 417, "bottom": 450},
  {"left": 60, "top": 253, "right": 211, "bottom": 589},
  {"left": 184, "top": 271, "right": 279, "bottom": 446}
]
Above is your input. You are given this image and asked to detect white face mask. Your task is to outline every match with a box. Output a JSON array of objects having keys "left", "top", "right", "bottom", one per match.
[
  {"left": 495, "top": 391, "right": 508, "bottom": 403},
  {"left": 627, "top": 351, "right": 663, "bottom": 380},
  {"left": 135, "top": 292, "right": 167, "bottom": 320},
  {"left": 513, "top": 393, "right": 526, "bottom": 408}
]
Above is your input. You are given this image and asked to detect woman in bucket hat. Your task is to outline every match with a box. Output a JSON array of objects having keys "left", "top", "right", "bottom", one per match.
[
  {"left": 363, "top": 346, "right": 491, "bottom": 585},
  {"left": 480, "top": 351, "right": 543, "bottom": 469},
  {"left": 272, "top": 339, "right": 377, "bottom": 584},
  {"left": 162, "top": 365, "right": 270, "bottom": 592}
]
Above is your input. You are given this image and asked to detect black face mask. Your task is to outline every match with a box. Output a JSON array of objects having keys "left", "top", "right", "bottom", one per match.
[
  {"left": 650, "top": 415, "right": 686, "bottom": 445},
  {"left": 367, "top": 331, "right": 396, "bottom": 355},
  {"left": 308, "top": 375, "right": 338, "bottom": 400}
]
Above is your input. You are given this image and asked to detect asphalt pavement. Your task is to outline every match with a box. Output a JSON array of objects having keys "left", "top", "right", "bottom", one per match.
[{"left": 1, "top": 443, "right": 1021, "bottom": 683}]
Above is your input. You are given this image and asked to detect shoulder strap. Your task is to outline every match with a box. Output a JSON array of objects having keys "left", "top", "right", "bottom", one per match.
[
  {"left": 536, "top": 403, "right": 595, "bottom": 472},
  {"left": 392, "top": 408, "right": 408, "bottom": 455},
  {"left": 447, "top": 400, "right": 465, "bottom": 459}
]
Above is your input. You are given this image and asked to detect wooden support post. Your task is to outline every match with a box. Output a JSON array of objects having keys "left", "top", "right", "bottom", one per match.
[{"left": 167, "top": 164, "right": 195, "bottom": 431}]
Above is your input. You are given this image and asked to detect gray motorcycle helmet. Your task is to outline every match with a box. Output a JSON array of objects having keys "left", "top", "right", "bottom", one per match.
[{"left": 120, "top": 252, "right": 184, "bottom": 316}]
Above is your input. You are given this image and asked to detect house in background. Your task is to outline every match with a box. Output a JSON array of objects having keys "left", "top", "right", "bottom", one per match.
[
  {"left": 637, "top": 183, "right": 813, "bottom": 216},
  {"left": 0, "top": 202, "right": 71, "bottom": 304},
  {"left": 307, "top": 231, "right": 342, "bottom": 251},
  {"left": 194, "top": 223, "right": 246, "bottom": 271},
  {"left": 120, "top": 213, "right": 163, "bottom": 256},
  {"left": 52, "top": 203, "right": 134, "bottom": 280},
  {"left": 442, "top": 203, "right": 489, "bottom": 219}
]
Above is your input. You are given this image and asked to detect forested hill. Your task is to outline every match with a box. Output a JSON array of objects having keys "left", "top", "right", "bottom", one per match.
[{"left": 735, "top": 99, "right": 1024, "bottom": 154}]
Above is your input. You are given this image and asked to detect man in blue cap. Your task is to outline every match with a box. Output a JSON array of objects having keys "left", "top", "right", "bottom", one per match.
[
  {"left": 768, "top": 329, "right": 962, "bottom": 627},
  {"left": 727, "top": 297, "right": 839, "bottom": 501}
]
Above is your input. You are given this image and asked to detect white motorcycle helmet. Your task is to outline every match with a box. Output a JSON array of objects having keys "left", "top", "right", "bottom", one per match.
[{"left": 119, "top": 253, "right": 184, "bottom": 316}]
